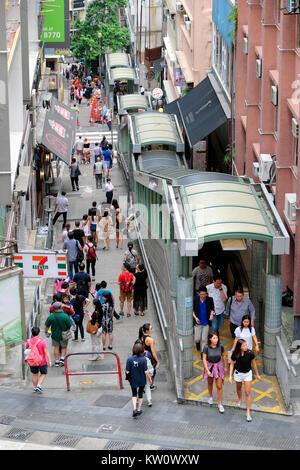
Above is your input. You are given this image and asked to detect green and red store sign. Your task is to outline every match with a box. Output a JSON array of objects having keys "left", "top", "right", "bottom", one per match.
[{"left": 14, "top": 252, "right": 68, "bottom": 278}]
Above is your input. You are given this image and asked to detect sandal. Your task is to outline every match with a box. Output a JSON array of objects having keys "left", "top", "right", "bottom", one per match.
[
  {"left": 134, "top": 311, "right": 139, "bottom": 316},
  {"left": 127, "top": 313, "right": 131, "bottom": 317},
  {"left": 140, "top": 312, "right": 145, "bottom": 316},
  {"left": 108, "top": 346, "right": 113, "bottom": 350}
]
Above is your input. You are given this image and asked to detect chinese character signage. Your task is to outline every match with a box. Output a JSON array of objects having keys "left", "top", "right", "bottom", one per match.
[
  {"left": 40, "top": 0, "right": 70, "bottom": 48},
  {"left": 41, "top": 96, "right": 76, "bottom": 165}
]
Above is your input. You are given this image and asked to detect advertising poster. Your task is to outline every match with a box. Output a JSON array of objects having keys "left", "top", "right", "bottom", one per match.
[
  {"left": 40, "top": 0, "right": 70, "bottom": 48},
  {"left": 41, "top": 96, "right": 77, "bottom": 165},
  {"left": 0, "top": 268, "right": 24, "bottom": 349}
]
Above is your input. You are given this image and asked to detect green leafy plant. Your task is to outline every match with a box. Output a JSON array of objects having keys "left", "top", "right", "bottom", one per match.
[
  {"left": 70, "top": 0, "right": 130, "bottom": 62},
  {"left": 224, "top": 142, "right": 236, "bottom": 167},
  {"left": 227, "top": 5, "right": 238, "bottom": 44}
]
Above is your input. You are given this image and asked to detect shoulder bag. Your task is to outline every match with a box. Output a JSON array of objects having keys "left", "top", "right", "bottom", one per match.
[
  {"left": 86, "top": 320, "right": 99, "bottom": 335},
  {"left": 54, "top": 313, "right": 73, "bottom": 341}
]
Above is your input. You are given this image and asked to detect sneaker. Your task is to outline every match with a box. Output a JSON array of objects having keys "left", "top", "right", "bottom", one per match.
[
  {"left": 218, "top": 404, "right": 225, "bottom": 414},
  {"left": 81, "top": 338, "right": 85, "bottom": 342},
  {"left": 148, "top": 401, "right": 152, "bottom": 407},
  {"left": 55, "top": 361, "right": 60, "bottom": 367},
  {"left": 150, "top": 385, "right": 157, "bottom": 391},
  {"left": 59, "top": 358, "right": 65, "bottom": 366},
  {"left": 36, "top": 385, "right": 43, "bottom": 393},
  {"left": 132, "top": 410, "right": 138, "bottom": 418},
  {"left": 208, "top": 397, "right": 213, "bottom": 405},
  {"left": 72, "top": 338, "right": 78, "bottom": 342},
  {"left": 247, "top": 416, "right": 252, "bottom": 422},
  {"left": 33, "top": 388, "right": 38, "bottom": 393}
]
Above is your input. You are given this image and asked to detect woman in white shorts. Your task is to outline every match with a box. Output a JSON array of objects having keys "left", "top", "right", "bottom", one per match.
[
  {"left": 230, "top": 315, "right": 259, "bottom": 354},
  {"left": 229, "top": 339, "right": 261, "bottom": 422}
]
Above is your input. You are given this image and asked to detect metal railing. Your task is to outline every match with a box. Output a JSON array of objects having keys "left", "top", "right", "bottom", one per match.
[
  {"left": 22, "top": 285, "right": 41, "bottom": 379},
  {"left": 276, "top": 335, "right": 297, "bottom": 408},
  {"left": 45, "top": 212, "right": 54, "bottom": 250},
  {"left": 64, "top": 351, "right": 124, "bottom": 391},
  {"left": 118, "top": 150, "right": 129, "bottom": 182}
]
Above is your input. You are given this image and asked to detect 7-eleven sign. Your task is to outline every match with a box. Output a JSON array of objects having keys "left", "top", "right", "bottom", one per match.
[{"left": 13, "top": 252, "right": 68, "bottom": 278}]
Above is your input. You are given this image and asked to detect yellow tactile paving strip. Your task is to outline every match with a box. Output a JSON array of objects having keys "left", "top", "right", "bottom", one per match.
[{"left": 184, "top": 319, "right": 287, "bottom": 415}]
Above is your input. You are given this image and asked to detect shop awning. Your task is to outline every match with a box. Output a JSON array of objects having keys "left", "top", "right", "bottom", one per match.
[
  {"left": 165, "top": 75, "right": 229, "bottom": 147},
  {"left": 40, "top": 96, "right": 77, "bottom": 166}
]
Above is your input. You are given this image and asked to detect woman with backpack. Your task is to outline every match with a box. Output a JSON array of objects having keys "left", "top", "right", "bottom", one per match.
[
  {"left": 118, "top": 263, "right": 136, "bottom": 317},
  {"left": 139, "top": 323, "right": 160, "bottom": 391},
  {"left": 84, "top": 235, "right": 97, "bottom": 281},
  {"left": 69, "top": 287, "right": 90, "bottom": 342},
  {"left": 123, "top": 242, "right": 139, "bottom": 273},
  {"left": 100, "top": 210, "right": 113, "bottom": 251},
  {"left": 25, "top": 326, "right": 52, "bottom": 393}
]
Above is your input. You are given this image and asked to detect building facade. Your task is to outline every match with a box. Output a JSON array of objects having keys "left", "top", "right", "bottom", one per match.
[
  {"left": 234, "top": 0, "right": 300, "bottom": 338},
  {"left": 0, "top": 0, "right": 45, "bottom": 253}
]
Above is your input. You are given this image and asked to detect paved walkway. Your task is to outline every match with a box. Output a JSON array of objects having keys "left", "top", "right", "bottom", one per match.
[
  {"left": 1, "top": 80, "right": 300, "bottom": 450},
  {"left": 185, "top": 319, "right": 287, "bottom": 415}
]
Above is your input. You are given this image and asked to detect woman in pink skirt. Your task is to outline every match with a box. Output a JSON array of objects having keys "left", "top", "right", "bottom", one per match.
[{"left": 202, "top": 332, "right": 227, "bottom": 413}]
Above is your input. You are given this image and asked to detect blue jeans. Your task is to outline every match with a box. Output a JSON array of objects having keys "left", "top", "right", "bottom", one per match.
[
  {"left": 211, "top": 313, "right": 224, "bottom": 333},
  {"left": 68, "top": 260, "right": 78, "bottom": 281}
]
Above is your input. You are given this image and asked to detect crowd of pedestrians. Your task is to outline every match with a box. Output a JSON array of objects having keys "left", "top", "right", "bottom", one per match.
[{"left": 192, "top": 258, "right": 261, "bottom": 421}]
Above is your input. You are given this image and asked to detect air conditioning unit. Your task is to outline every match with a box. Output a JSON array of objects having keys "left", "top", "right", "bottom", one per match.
[
  {"left": 292, "top": 117, "right": 299, "bottom": 138},
  {"left": 243, "top": 37, "right": 248, "bottom": 55},
  {"left": 253, "top": 162, "right": 260, "bottom": 178},
  {"left": 258, "top": 154, "right": 273, "bottom": 182},
  {"left": 284, "top": 193, "right": 297, "bottom": 222},
  {"left": 271, "top": 85, "right": 278, "bottom": 106},
  {"left": 287, "top": 0, "right": 300, "bottom": 13},
  {"left": 185, "top": 20, "right": 191, "bottom": 31},
  {"left": 256, "top": 59, "right": 262, "bottom": 78},
  {"left": 176, "top": 2, "right": 184, "bottom": 11}
]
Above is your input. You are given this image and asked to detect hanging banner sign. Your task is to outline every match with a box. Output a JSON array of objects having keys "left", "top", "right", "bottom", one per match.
[
  {"left": 40, "top": 0, "right": 70, "bottom": 48},
  {"left": 13, "top": 251, "right": 68, "bottom": 279}
]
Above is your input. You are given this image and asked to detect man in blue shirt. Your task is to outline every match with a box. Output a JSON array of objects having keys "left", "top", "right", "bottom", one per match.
[
  {"left": 102, "top": 148, "right": 112, "bottom": 179},
  {"left": 193, "top": 286, "right": 214, "bottom": 353}
]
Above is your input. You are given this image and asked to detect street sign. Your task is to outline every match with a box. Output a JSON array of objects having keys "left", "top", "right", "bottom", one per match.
[{"left": 13, "top": 251, "right": 68, "bottom": 279}]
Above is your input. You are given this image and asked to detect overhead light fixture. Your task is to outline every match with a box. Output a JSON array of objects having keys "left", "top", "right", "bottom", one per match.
[{"left": 40, "top": 169, "right": 45, "bottom": 180}]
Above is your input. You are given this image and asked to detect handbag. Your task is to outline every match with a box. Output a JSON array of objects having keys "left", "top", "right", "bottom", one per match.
[
  {"left": 86, "top": 320, "right": 99, "bottom": 335},
  {"left": 54, "top": 313, "right": 73, "bottom": 341},
  {"left": 125, "top": 371, "right": 131, "bottom": 381},
  {"left": 76, "top": 249, "right": 84, "bottom": 263}
]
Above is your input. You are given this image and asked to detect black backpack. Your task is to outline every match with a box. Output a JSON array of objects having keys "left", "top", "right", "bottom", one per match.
[{"left": 76, "top": 276, "right": 87, "bottom": 296}]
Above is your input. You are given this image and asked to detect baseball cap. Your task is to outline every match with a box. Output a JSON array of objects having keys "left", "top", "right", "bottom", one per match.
[{"left": 52, "top": 301, "right": 61, "bottom": 310}]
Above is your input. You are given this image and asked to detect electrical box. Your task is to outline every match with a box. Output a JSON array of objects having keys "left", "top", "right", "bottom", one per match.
[
  {"left": 256, "top": 59, "right": 262, "bottom": 78},
  {"left": 292, "top": 117, "right": 299, "bottom": 138},
  {"left": 284, "top": 193, "right": 297, "bottom": 222},
  {"left": 185, "top": 21, "right": 191, "bottom": 31},
  {"left": 271, "top": 85, "right": 278, "bottom": 106},
  {"left": 258, "top": 154, "right": 273, "bottom": 182},
  {"left": 287, "top": 0, "right": 300, "bottom": 13},
  {"left": 253, "top": 162, "right": 259, "bottom": 178},
  {"left": 243, "top": 37, "right": 248, "bottom": 55},
  {"left": 176, "top": 2, "right": 184, "bottom": 11}
]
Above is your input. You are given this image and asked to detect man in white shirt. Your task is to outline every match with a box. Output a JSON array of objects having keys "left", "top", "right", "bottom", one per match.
[
  {"left": 52, "top": 191, "right": 69, "bottom": 228},
  {"left": 105, "top": 178, "right": 114, "bottom": 204},
  {"left": 206, "top": 275, "right": 228, "bottom": 334},
  {"left": 93, "top": 157, "right": 103, "bottom": 189},
  {"left": 75, "top": 136, "right": 84, "bottom": 163}
]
